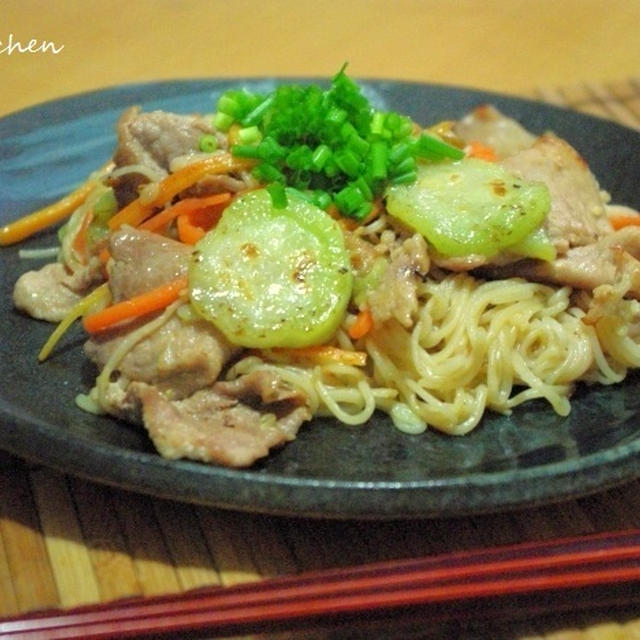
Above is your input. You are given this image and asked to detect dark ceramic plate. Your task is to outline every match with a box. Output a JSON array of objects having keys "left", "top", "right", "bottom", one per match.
[{"left": 1, "top": 79, "right": 640, "bottom": 519}]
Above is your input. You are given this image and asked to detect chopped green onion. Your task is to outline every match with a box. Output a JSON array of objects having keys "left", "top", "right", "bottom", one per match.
[
  {"left": 237, "top": 125, "right": 262, "bottom": 145},
  {"left": 217, "top": 94, "right": 239, "bottom": 115},
  {"left": 199, "top": 134, "right": 219, "bottom": 153},
  {"left": 334, "top": 184, "right": 365, "bottom": 216},
  {"left": 242, "top": 94, "right": 275, "bottom": 126},
  {"left": 354, "top": 175, "right": 373, "bottom": 201},
  {"left": 334, "top": 149, "right": 361, "bottom": 178},
  {"left": 326, "top": 107, "right": 348, "bottom": 126},
  {"left": 312, "top": 190, "right": 332, "bottom": 210},
  {"left": 257, "top": 136, "right": 287, "bottom": 162},
  {"left": 371, "top": 112, "right": 386, "bottom": 137},
  {"left": 213, "top": 112, "right": 234, "bottom": 132},
  {"left": 391, "top": 170, "right": 418, "bottom": 185},
  {"left": 311, "top": 144, "right": 332, "bottom": 170},
  {"left": 266, "top": 182, "right": 288, "bottom": 209},
  {"left": 355, "top": 201, "right": 373, "bottom": 219},
  {"left": 389, "top": 141, "right": 412, "bottom": 165},
  {"left": 392, "top": 156, "right": 417, "bottom": 177},
  {"left": 369, "top": 141, "right": 388, "bottom": 180},
  {"left": 253, "top": 162, "right": 285, "bottom": 183},
  {"left": 413, "top": 133, "right": 465, "bottom": 160},
  {"left": 286, "top": 145, "right": 313, "bottom": 170},
  {"left": 230, "top": 144, "right": 262, "bottom": 159},
  {"left": 345, "top": 131, "right": 369, "bottom": 158},
  {"left": 214, "top": 65, "right": 462, "bottom": 219}
]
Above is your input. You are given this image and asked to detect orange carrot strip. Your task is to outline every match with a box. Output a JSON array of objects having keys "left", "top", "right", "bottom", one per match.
[
  {"left": 83, "top": 275, "right": 188, "bottom": 334},
  {"left": 265, "top": 345, "right": 367, "bottom": 367},
  {"left": 176, "top": 213, "right": 207, "bottom": 245},
  {"left": 467, "top": 141, "right": 498, "bottom": 162},
  {"left": 108, "top": 154, "right": 253, "bottom": 231},
  {"left": 98, "top": 247, "right": 111, "bottom": 265},
  {"left": 609, "top": 214, "right": 640, "bottom": 230},
  {"left": 139, "top": 192, "right": 231, "bottom": 233},
  {"left": 1, "top": 178, "right": 97, "bottom": 246},
  {"left": 348, "top": 308, "right": 374, "bottom": 340},
  {"left": 71, "top": 210, "right": 94, "bottom": 264}
]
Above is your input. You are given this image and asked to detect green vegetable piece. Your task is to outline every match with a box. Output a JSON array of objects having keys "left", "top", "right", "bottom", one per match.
[
  {"left": 189, "top": 189, "right": 353, "bottom": 348},
  {"left": 216, "top": 66, "right": 470, "bottom": 220},
  {"left": 385, "top": 158, "right": 551, "bottom": 257},
  {"left": 199, "top": 134, "right": 219, "bottom": 153},
  {"left": 92, "top": 188, "right": 118, "bottom": 224},
  {"left": 509, "top": 226, "right": 556, "bottom": 262}
]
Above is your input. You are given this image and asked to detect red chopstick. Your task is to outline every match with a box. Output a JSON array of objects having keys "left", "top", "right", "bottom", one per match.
[{"left": 2, "top": 528, "right": 639, "bottom": 639}]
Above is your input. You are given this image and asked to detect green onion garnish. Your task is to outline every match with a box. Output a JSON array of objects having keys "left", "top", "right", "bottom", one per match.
[
  {"left": 199, "top": 134, "right": 219, "bottom": 153},
  {"left": 266, "top": 181, "right": 288, "bottom": 209},
  {"left": 213, "top": 65, "right": 465, "bottom": 219}
]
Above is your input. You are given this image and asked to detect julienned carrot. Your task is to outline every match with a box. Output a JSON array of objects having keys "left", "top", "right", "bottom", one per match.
[
  {"left": 83, "top": 275, "right": 188, "bottom": 334},
  {"left": 467, "top": 141, "right": 498, "bottom": 162},
  {"left": 0, "top": 172, "right": 105, "bottom": 246},
  {"left": 609, "top": 214, "right": 640, "bottom": 230},
  {"left": 139, "top": 192, "right": 231, "bottom": 233},
  {"left": 98, "top": 247, "right": 111, "bottom": 265},
  {"left": 264, "top": 345, "right": 367, "bottom": 367},
  {"left": 176, "top": 213, "right": 206, "bottom": 244},
  {"left": 108, "top": 154, "right": 253, "bottom": 231},
  {"left": 71, "top": 210, "right": 94, "bottom": 263},
  {"left": 348, "top": 308, "right": 374, "bottom": 340}
]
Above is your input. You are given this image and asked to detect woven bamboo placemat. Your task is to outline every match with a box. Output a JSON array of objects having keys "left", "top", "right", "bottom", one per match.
[{"left": 1, "top": 78, "right": 640, "bottom": 639}]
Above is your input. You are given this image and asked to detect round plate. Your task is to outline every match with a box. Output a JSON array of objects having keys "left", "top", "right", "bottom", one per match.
[{"left": 1, "top": 79, "right": 640, "bottom": 519}]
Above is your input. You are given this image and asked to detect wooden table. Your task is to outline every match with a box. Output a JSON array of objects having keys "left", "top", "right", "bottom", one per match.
[
  {"left": 1, "top": 0, "right": 640, "bottom": 116},
  {"left": 1, "top": 2, "right": 640, "bottom": 638}
]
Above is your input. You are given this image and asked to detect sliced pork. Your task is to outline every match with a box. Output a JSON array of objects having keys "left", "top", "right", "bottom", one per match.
[
  {"left": 107, "top": 226, "right": 191, "bottom": 300},
  {"left": 453, "top": 104, "right": 536, "bottom": 159},
  {"left": 436, "top": 116, "right": 615, "bottom": 282},
  {"left": 83, "top": 225, "right": 311, "bottom": 467},
  {"left": 13, "top": 259, "right": 102, "bottom": 322},
  {"left": 110, "top": 107, "right": 256, "bottom": 206},
  {"left": 502, "top": 134, "right": 612, "bottom": 254},
  {"left": 367, "top": 233, "right": 430, "bottom": 328},
  {"left": 111, "top": 107, "right": 217, "bottom": 204},
  {"left": 132, "top": 372, "right": 310, "bottom": 467},
  {"left": 85, "top": 226, "right": 239, "bottom": 399},
  {"left": 478, "top": 226, "right": 640, "bottom": 297},
  {"left": 84, "top": 314, "right": 239, "bottom": 400},
  {"left": 13, "top": 262, "right": 84, "bottom": 322},
  {"left": 113, "top": 107, "right": 217, "bottom": 174}
]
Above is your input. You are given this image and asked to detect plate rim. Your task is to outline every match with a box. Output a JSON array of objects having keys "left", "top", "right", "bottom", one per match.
[{"left": 1, "top": 77, "right": 640, "bottom": 519}]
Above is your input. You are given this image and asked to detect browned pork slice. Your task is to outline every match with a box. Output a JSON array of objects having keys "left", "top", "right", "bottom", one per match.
[
  {"left": 107, "top": 226, "right": 192, "bottom": 300},
  {"left": 111, "top": 106, "right": 216, "bottom": 204},
  {"left": 344, "top": 230, "right": 431, "bottom": 329},
  {"left": 85, "top": 225, "right": 310, "bottom": 467},
  {"left": 132, "top": 370, "right": 311, "bottom": 468},
  {"left": 14, "top": 262, "right": 83, "bottom": 322},
  {"left": 113, "top": 107, "right": 218, "bottom": 172},
  {"left": 502, "top": 134, "right": 612, "bottom": 254},
  {"left": 85, "top": 225, "right": 239, "bottom": 399},
  {"left": 84, "top": 314, "right": 240, "bottom": 400},
  {"left": 478, "top": 226, "right": 640, "bottom": 297},
  {"left": 367, "top": 234, "right": 430, "bottom": 328},
  {"left": 111, "top": 107, "right": 254, "bottom": 205},
  {"left": 13, "top": 259, "right": 102, "bottom": 322},
  {"left": 453, "top": 104, "right": 536, "bottom": 159},
  {"left": 433, "top": 133, "right": 613, "bottom": 275}
]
